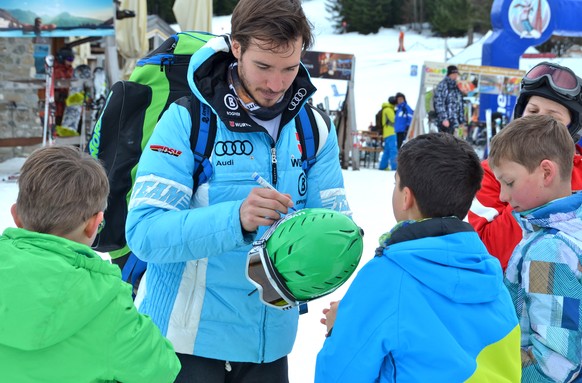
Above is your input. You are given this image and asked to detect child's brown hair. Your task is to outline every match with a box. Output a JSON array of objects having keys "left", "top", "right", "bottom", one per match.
[{"left": 16, "top": 146, "right": 109, "bottom": 236}]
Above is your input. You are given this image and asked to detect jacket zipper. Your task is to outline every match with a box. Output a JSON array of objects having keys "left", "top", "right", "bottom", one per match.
[
  {"left": 270, "top": 145, "right": 277, "bottom": 186},
  {"left": 261, "top": 305, "right": 267, "bottom": 362}
]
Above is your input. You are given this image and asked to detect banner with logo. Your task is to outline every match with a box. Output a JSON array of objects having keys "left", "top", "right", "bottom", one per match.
[
  {"left": 302, "top": 51, "right": 355, "bottom": 81},
  {"left": 0, "top": 0, "right": 115, "bottom": 37},
  {"left": 424, "top": 61, "right": 525, "bottom": 122}
]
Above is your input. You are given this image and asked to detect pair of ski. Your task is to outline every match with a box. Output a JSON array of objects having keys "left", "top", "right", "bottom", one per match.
[{"left": 42, "top": 55, "right": 55, "bottom": 147}]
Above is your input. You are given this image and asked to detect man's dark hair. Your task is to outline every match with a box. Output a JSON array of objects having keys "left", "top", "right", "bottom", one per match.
[
  {"left": 397, "top": 133, "right": 483, "bottom": 219},
  {"left": 230, "top": 0, "right": 314, "bottom": 54}
]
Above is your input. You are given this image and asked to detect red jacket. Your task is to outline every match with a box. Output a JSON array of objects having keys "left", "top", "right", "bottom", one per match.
[{"left": 468, "top": 146, "right": 582, "bottom": 270}]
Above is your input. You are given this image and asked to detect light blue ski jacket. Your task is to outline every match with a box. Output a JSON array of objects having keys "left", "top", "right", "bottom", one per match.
[
  {"left": 315, "top": 218, "right": 520, "bottom": 382},
  {"left": 126, "top": 36, "right": 350, "bottom": 363},
  {"left": 506, "top": 192, "right": 582, "bottom": 382}
]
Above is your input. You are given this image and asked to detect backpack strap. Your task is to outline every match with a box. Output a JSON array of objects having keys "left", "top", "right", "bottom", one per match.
[
  {"left": 118, "top": 97, "right": 216, "bottom": 295},
  {"left": 120, "top": 252, "right": 147, "bottom": 299},
  {"left": 293, "top": 105, "right": 331, "bottom": 316},
  {"left": 189, "top": 96, "right": 217, "bottom": 189},
  {"left": 295, "top": 104, "right": 330, "bottom": 173}
]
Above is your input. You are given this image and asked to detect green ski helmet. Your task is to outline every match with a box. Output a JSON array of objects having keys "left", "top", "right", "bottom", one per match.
[{"left": 246, "top": 208, "right": 364, "bottom": 310}]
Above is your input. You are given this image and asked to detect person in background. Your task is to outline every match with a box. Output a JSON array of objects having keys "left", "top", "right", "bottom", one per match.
[
  {"left": 0, "top": 146, "right": 180, "bottom": 383},
  {"left": 488, "top": 114, "right": 582, "bottom": 382},
  {"left": 315, "top": 133, "right": 520, "bottom": 382},
  {"left": 37, "top": 46, "right": 75, "bottom": 136},
  {"left": 468, "top": 62, "right": 582, "bottom": 270},
  {"left": 394, "top": 92, "right": 414, "bottom": 149},
  {"left": 397, "top": 27, "right": 406, "bottom": 52},
  {"left": 433, "top": 65, "right": 465, "bottom": 135},
  {"left": 125, "top": 0, "right": 351, "bottom": 381},
  {"left": 53, "top": 47, "right": 75, "bottom": 125},
  {"left": 378, "top": 96, "right": 398, "bottom": 170}
]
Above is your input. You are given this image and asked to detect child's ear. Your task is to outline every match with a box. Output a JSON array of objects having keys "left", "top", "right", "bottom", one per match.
[
  {"left": 10, "top": 204, "right": 23, "bottom": 228},
  {"left": 402, "top": 186, "right": 416, "bottom": 211},
  {"left": 84, "top": 211, "right": 104, "bottom": 239},
  {"left": 539, "top": 159, "right": 557, "bottom": 186}
]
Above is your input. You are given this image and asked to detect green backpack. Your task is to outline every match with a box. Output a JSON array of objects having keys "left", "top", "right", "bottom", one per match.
[{"left": 88, "top": 31, "right": 215, "bottom": 256}]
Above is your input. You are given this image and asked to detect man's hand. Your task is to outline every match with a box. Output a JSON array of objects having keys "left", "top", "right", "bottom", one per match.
[
  {"left": 240, "top": 187, "right": 295, "bottom": 232},
  {"left": 320, "top": 300, "right": 340, "bottom": 337},
  {"left": 442, "top": 119, "right": 450, "bottom": 128}
]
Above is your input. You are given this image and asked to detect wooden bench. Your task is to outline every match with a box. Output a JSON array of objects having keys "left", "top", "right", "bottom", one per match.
[
  {"left": 0, "top": 137, "right": 43, "bottom": 148},
  {"left": 359, "top": 146, "right": 383, "bottom": 168}
]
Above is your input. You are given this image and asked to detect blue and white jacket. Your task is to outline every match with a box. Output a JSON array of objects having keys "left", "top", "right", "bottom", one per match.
[
  {"left": 315, "top": 218, "right": 520, "bottom": 382},
  {"left": 126, "top": 36, "right": 350, "bottom": 363},
  {"left": 433, "top": 76, "right": 465, "bottom": 127},
  {"left": 505, "top": 192, "right": 582, "bottom": 382},
  {"left": 394, "top": 102, "right": 413, "bottom": 133}
]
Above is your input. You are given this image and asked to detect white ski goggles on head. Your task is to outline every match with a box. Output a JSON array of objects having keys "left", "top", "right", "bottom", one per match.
[{"left": 245, "top": 216, "right": 300, "bottom": 310}]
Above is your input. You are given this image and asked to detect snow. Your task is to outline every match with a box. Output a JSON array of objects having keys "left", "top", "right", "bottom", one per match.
[{"left": 0, "top": 0, "right": 578, "bottom": 380}]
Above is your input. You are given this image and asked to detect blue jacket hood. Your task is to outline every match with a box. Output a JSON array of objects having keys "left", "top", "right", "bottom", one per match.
[
  {"left": 514, "top": 192, "right": 582, "bottom": 238},
  {"left": 384, "top": 218, "right": 503, "bottom": 304}
]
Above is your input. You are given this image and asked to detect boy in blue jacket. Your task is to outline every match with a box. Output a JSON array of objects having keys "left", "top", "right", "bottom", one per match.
[
  {"left": 489, "top": 115, "right": 582, "bottom": 382},
  {"left": 315, "top": 133, "right": 521, "bottom": 382},
  {"left": 394, "top": 92, "right": 414, "bottom": 149}
]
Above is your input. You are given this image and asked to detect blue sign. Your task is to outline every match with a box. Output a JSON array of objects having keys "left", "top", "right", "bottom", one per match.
[{"left": 410, "top": 65, "right": 418, "bottom": 77}]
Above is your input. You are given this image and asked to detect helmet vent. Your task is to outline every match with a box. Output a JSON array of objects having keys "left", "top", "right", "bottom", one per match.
[
  {"left": 296, "top": 270, "right": 305, "bottom": 276},
  {"left": 347, "top": 238, "right": 360, "bottom": 250}
]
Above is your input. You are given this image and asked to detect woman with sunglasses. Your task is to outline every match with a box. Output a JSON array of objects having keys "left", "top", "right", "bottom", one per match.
[{"left": 469, "top": 62, "right": 582, "bottom": 270}]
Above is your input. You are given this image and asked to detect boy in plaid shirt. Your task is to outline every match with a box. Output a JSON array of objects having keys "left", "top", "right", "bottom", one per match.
[{"left": 489, "top": 114, "right": 582, "bottom": 382}]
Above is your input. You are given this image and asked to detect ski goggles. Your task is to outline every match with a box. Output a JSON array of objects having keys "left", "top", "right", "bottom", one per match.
[
  {"left": 245, "top": 216, "right": 299, "bottom": 310},
  {"left": 522, "top": 62, "right": 581, "bottom": 100}
]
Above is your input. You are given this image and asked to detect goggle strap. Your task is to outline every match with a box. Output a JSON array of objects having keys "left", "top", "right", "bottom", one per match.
[{"left": 247, "top": 245, "right": 297, "bottom": 309}]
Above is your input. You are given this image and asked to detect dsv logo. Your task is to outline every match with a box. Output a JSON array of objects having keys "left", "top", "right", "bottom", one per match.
[
  {"left": 288, "top": 88, "right": 307, "bottom": 111},
  {"left": 214, "top": 140, "right": 254, "bottom": 156}
]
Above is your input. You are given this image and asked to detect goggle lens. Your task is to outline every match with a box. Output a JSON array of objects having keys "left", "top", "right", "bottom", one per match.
[
  {"left": 522, "top": 63, "right": 581, "bottom": 100},
  {"left": 246, "top": 249, "right": 296, "bottom": 309},
  {"left": 525, "top": 63, "right": 579, "bottom": 90}
]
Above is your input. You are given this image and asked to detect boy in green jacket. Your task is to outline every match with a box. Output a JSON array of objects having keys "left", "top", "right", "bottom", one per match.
[{"left": 0, "top": 146, "right": 180, "bottom": 383}]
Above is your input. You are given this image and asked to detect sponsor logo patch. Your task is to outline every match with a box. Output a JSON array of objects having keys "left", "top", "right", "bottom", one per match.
[
  {"left": 288, "top": 88, "right": 307, "bottom": 110},
  {"left": 214, "top": 140, "right": 254, "bottom": 156},
  {"left": 150, "top": 145, "right": 182, "bottom": 157},
  {"left": 224, "top": 94, "right": 239, "bottom": 110}
]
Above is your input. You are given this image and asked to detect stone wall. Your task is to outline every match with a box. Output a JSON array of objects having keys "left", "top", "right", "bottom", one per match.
[{"left": 0, "top": 38, "right": 42, "bottom": 161}]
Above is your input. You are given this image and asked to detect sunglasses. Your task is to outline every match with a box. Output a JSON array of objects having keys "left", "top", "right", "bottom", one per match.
[
  {"left": 522, "top": 62, "right": 581, "bottom": 100},
  {"left": 246, "top": 244, "right": 297, "bottom": 310}
]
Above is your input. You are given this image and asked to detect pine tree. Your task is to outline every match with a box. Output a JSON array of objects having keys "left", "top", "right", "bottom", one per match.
[
  {"left": 213, "top": 0, "right": 238, "bottom": 16},
  {"left": 428, "top": 0, "right": 471, "bottom": 37},
  {"left": 326, "top": 0, "right": 401, "bottom": 35},
  {"left": 147, "top": 0, "right": 177, "bottom": 24}
]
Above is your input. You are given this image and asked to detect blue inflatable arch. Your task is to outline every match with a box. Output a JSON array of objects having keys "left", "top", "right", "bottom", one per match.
[
  {"left": 483, "top": 0, "right": 582, "bottom": 69},
  {"left": 478, "top": 0, "right": 582, "bottom": 122}
]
